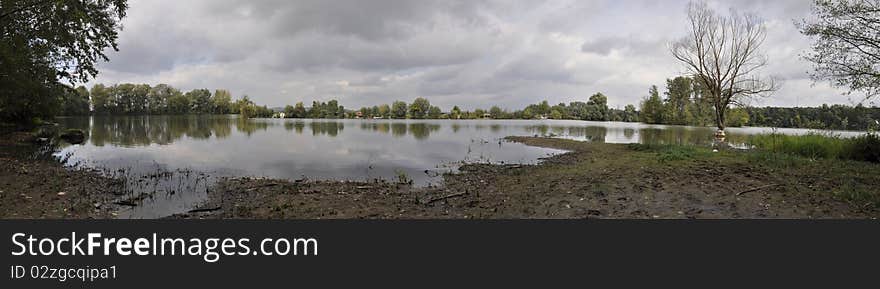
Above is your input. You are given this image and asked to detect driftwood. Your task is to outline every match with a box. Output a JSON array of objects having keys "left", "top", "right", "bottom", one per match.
[
  {"left": 188, "top": 206, "right": 222, "bottom": 213},
  {"left": 736, "top": 184, "right": 781, "bottom": 196},
  {"left": 426, "top": 192, "right": 467, "bottom": 204}
]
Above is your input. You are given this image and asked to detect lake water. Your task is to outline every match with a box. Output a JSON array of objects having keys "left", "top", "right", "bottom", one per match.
[{"left": 52, "top": 115, "right": 865, "bottom": 218}]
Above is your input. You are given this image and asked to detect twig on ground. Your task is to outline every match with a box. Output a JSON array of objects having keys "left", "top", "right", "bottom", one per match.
[
  {"left": 426, "top": 192, "right": 467, "bottom": 204},
  {"left": 188, "top": 206, "right": 221, "bottom": 213},
  {"left": 736, "top": 184, "right": 781, "bottom": 196}
]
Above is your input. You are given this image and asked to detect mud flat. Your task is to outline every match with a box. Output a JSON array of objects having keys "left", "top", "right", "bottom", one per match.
[{"left": 175, "top": 136, "right": 880, "bottom": 219}]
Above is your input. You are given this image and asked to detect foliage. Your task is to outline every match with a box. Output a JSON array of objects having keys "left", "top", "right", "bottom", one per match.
[
  {"left": 0, "top": 0, "right": 128, "bottom": 122},
  {"left": 409, "top": 97, "right": 431, "bottom": 119},
  {"left": 744, "top": 105, "right": 880, "bottom": 131},
  {"left": 640, "top": 86, "right": 665, "bottom": 124},
  {"left": 391, "top": 101, "right": 408, "bottom": 119},
  {"left": 211, "top": 89, "right": 233, "bottom": 114},
  {"left": 799, "top": 0, "right": 880, "bottom": 99}
]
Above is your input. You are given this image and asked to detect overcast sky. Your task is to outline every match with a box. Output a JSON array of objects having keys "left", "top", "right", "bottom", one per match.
[{"left": 90, "top": 0, "right": 870, "bottom": 110}]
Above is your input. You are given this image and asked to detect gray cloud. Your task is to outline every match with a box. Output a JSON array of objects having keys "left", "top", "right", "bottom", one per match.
[{"left": 92, "top": 0, "right": 862, "bottom": 110}]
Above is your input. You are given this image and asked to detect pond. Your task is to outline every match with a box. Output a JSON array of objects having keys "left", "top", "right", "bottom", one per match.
[{"left": 52, "top": 115, "right": 865, "bottom": 218}]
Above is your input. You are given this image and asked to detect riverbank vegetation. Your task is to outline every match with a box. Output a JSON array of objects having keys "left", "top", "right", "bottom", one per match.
[{"left": 749, "top": 133, "right": 880, "bottom": 163}]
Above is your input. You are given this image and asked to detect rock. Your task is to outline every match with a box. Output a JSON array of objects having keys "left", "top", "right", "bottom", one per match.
[{"left": 59, "top": 129, "right": 86, "bottom": 144}]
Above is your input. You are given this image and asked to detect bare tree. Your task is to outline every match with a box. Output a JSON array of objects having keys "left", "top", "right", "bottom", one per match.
[
  {"left": 799, "top": 0, "right": 880, "bottom": 100},
  {"left": 671, "top": 1, "right": 777, "bottom": 137}
]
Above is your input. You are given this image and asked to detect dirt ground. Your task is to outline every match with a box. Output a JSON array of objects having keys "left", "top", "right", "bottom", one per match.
[
  {"left": 0, "top": 131, "right": 123, "bottom": 218},
  {"left": 174, "top": 136, "right": 880, "bottom": 219}
]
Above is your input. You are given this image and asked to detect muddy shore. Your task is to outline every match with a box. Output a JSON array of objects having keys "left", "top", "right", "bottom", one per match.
[
  {"left": 0, "top": 131, "right": 123, "bottom": 218},
  {"left": 2, "top": 129, "right": 878, "bottom": 219},
  {"left": 175, "top": 136, "right": 880, "bottom": 219}
]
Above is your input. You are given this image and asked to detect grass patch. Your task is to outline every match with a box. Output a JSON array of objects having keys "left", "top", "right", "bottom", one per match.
[
  {"left": 749, "top": 133, "right": 880, "bottom": 163},
  {"left": 833, "top": 182, "right": 880, "bottom": 209},
  {"left": 626, "top": 143, "right": 708, "bottom": 163}
]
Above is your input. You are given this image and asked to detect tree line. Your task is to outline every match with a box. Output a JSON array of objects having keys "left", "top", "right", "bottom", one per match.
[
  {"left": 61, "top": 83, "right": 275, "bottom": 118},
  {"left": 637, "top": 75, "right": 880, "bottom": 131},
  {"left": 63, "top": 81, "right": 880, "bottom": 131}
]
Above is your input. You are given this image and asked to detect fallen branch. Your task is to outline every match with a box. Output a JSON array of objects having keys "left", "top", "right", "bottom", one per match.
[
  {"left": 736, "top": 184, "right": 781, "bottom": 196},
  {"left": 188, "top": 206, "right": 221, "bottom": 213},
  {"left": 426, "top": 192, "right": 467, "bottom": 204}
]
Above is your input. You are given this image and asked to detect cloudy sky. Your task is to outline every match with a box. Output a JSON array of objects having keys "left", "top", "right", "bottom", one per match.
[{"left": 90, "top": 0, "right": 869, "bottom": 110}]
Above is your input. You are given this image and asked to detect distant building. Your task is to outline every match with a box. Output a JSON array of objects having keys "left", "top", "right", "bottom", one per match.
[
  {"left": 355, "top": 111, "right": 363, "bottom": 118},
  {"left": 272, "top": 112, "right": 286, "bottom": 118}
]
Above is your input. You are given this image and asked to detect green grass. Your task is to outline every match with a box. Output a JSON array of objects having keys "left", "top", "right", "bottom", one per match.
[
  {"left": 626, "top": 143, "right": 711, "bottom": 163},
  {"left": 748, "top": 133, "right": 879, "bottom": 163}
]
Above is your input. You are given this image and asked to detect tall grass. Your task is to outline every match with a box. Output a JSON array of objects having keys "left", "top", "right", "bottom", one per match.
[{"left": 749, "top": 133, "right": 880, "bottom": 163}]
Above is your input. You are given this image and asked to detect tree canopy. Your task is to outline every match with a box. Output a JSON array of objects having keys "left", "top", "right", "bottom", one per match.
[
  {"left": 1, "top": 0, "right": 128, "bottom": 122},
  {"left": 800, "top": 0, "right": 880, "bottom": 99}
]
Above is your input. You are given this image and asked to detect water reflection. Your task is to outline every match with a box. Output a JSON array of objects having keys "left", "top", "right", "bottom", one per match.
[
  {"left": 53, "top": 116, "right": 867, "bottom": 218},
  {"left": 71, "top": 116, "right": 867, "bottom": 148}
]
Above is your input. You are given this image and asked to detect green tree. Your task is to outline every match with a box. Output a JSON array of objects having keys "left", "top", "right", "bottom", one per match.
[
  {"left": 585, "top": 93, "right": 609, "bottom": 121},
  {"left": 623, "top": 104, "right": 639, "bottom": 122},
  {"left": 91, "top": 84, "right": 113, "bottom": 114},
  {"left": 537, "top": 100, "right": 551, "bottom": 116},
  {"left": 326, "top": 100, "right": 339, "bottom": 118},
  {"left": 522, "top": 108, "right": 534, "bottom": 119},
  {"left": 211, "top": 89, "right": 233, "bottom": 114},
  {"left": 391, "top": 101, "right": 408, "bottom": 119},
  {"left": 293, "top": 102, "right": 306, "bottom": 118},
  {"left": 283, "top": 105, "right": 296, "bottom": 118},
  {"left": 61, "top": 86, "right": 91, "bottom": 115},
  {"left": 428, "top": 106, "right": 442, "bottom": 119},
  {"left": 147, "top": 84, "right": 176, "bottom": 114},
  {"left": 186, "top": 89, "right": 212, "bottom": 114},
  {"left": 640, "top": 85, "right": 664, "bottom": 124},
  {"left": 409, "top": 97, "right": 431, "bottom": 119},
  {"left": 237, "top": 96, "right": 255, "bottom": 118},
  {"left": 130, "top": 84, "right": 150, "bottom": 114},
  {"left": 378, "top": 104, "right": 391, "bottom": 118},
  {"left": 664, "top": 77, "right": 694, "bottom": 125},
  {"left": 799, "top": 0, "right": 880, "bottom": 99},
  {"left": 450, "top": 105, "right": 462, "bottom": 119},
  {"left": 0, "top": 0, "right": 128, "bottom": 122},
  {"left": 167, "top": 90, "right": 190, "bottom": 114},
  {"left": 489, "top": 106, "right": 504, "bottom": 119},
  {"left": 725, "top": 107, "right": 750, "bottom": 127}
]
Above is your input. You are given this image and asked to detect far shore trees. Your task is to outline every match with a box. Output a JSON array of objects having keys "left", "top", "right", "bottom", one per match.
[
  {"left": 799, "top": 0, "right": 880, "bottom": 100},
  {"left": 391, "top": 101, "right": 408, "bottom": 119},
  {"left": 59, "top": 81, "right": 879, "bottom": 130},
  {"left": 671, "top": 1, "right": 777, "bottom": 137}
]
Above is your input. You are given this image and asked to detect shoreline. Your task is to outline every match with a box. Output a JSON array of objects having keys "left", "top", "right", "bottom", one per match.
[
  {"left": 2, "top": 130, "right": 878, "bottom": 219},
  {"left": 0, "top": 131, "right": 124, "bottom": 218},
  {"left": 174, "top": 136, "right": 880, "bottom": 219}
]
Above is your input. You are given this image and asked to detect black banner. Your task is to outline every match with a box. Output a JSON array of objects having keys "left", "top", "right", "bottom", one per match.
[{"left": 1, "top": 220, "right": 878, "bottom": 288}]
